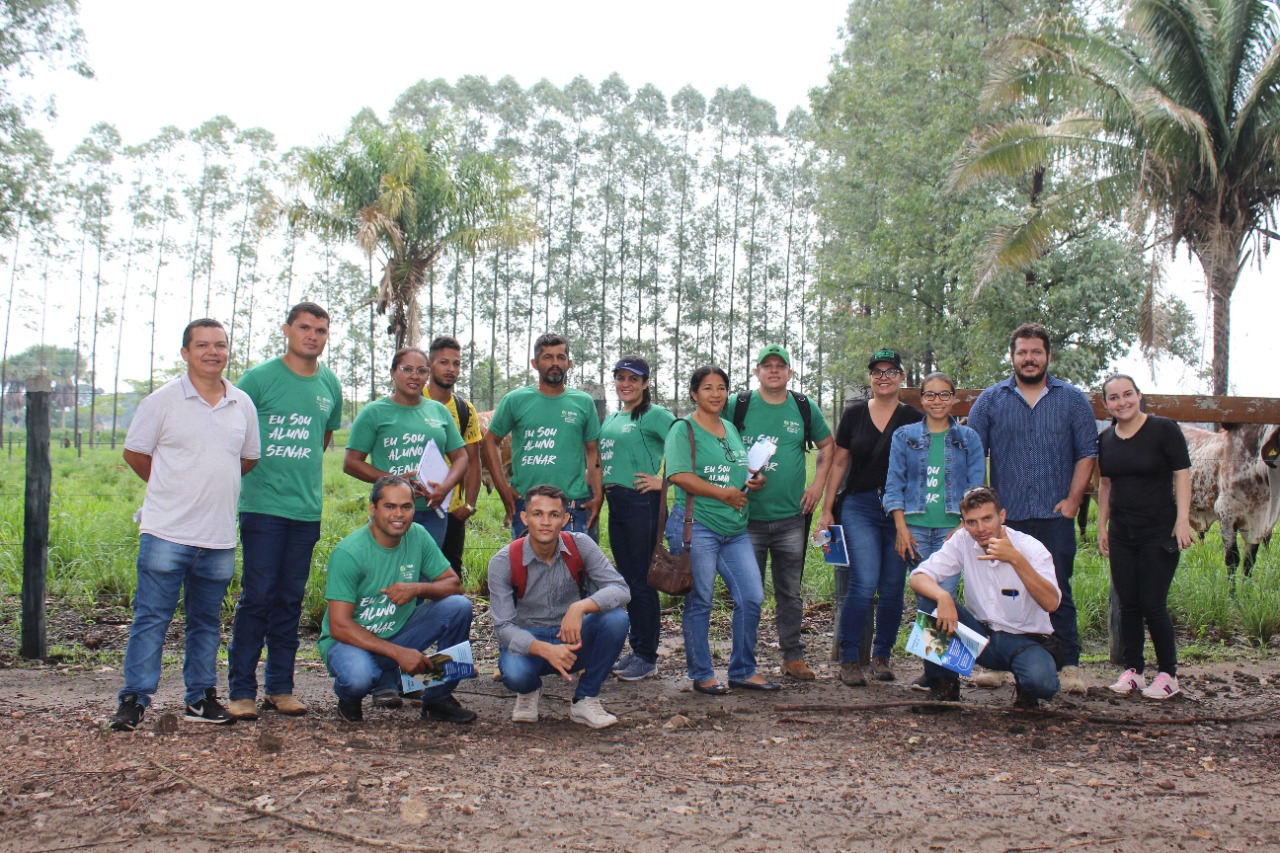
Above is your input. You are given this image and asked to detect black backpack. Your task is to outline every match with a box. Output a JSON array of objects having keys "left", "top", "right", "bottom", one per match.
[
  {"left": 453, "top": 393, "right": 472, "bottom": 436},
  {"left": 730, "top": 389, "right": 815, "bottom": 451}
]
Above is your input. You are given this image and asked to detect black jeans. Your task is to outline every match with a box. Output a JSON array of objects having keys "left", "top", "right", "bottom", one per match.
[{"left": 1108, "top": 520, "right": 1179, "bottom": 677}]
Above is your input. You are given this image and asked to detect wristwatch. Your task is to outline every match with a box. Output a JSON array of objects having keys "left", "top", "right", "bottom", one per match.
[{"left": 464, "top": 503, "right": 476, "bottom": 514}]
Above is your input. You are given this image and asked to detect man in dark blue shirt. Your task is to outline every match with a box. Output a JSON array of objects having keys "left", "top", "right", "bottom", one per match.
[{"left": 966, "top": 323, "right": 1097, "bottom": 693}]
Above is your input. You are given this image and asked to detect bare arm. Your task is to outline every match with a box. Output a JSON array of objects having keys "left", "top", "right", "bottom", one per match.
[
  {"left": 323, "top": 429, "right": 334, "bottom": 452},
  {"left": 123, "top": 449, "right": 152, "bottom": 482},
  {"left": 1173, "top": 468, "right": 1194, "bottom": 550},
  {"left": 1096, "top": 476, "right": 1112, "bottom": 557},
  {"left": 241, "top": 458, "right": 258, "bottom": 476},
  {"left": 801, "top": 434, "right": 835, "bottom": 515},
  {"left": 669, "top": 471, "right": 749, "bottom": 511},
  {"left": 583, "top": 440, "right": 604, "bottom": 527},
  {"left": 343, "top": 448, "right": 386, "bottom": 484},
  {"left": 481, "top": 431, "right": 516, "bottom": 523},
  {"left": 814, "top": 443, "right": 851, "bottom": 536}
]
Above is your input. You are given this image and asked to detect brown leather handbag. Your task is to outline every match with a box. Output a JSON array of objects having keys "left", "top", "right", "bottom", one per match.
[{"left": 646, "top": 420, "right": 694, "bottom": 596}]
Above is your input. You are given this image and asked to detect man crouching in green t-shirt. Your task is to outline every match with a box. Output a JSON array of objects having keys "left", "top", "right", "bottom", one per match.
[{"left": 319, "top": 475, "right": 475, "bottom": 725}]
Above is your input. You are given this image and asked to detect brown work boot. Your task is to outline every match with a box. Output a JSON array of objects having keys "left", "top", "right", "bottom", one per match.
[
  {"left": 263, "top": 694, "right": 308, "bottom": 716},
  {"left": 782, "top": 660, "right": 816, "bottom": 681},
  {"left": 226, "top": 699, "right": 259, "bottom": 721},
  {"left": 870, "top": 656, "right": 895, "bottom": 682},
  {"left": 840, "top": 662, "right": 867, "bottom": 687}
]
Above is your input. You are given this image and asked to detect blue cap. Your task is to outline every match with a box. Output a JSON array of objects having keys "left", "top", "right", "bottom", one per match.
[{"left": 613, "top": 357, "right": 649, "bottom": 377}]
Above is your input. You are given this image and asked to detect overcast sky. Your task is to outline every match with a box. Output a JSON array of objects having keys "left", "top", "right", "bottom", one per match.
[{"left": 24, "top": 0, "right": 1275, "bottom": 395}]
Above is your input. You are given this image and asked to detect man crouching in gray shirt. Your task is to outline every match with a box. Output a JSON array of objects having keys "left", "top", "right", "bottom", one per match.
[{"left": 488, "top": 484, "right": 630, "bottom": 728}]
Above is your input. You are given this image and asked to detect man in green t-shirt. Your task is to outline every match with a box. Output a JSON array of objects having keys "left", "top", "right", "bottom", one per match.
[
  {"left": 320, "top": 475, "right": 475, "bottom": 725},
  {"left": 482, "top": 333, "right": 603, "bottom": 540},
  {"left": 725, "top": 345, "right": 834, "bottom": 681},
  {"left": 227, "top": 302, "right": 344, "bottom": 721}
]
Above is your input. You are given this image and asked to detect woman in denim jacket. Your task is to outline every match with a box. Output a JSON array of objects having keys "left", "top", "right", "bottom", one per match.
[{"left": 882, "top": 372, "right": 985, "bottom": 689}]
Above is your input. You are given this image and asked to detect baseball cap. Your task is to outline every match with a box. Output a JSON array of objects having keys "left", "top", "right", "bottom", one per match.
[
  {"left": 867, "top": 348, "right": 904, "bottom": 371},
  {"left": 613, "top": 357, "right": 649, "bottom": 377},
  {"left": 757, "top": 344, "right": 791, "bottom": 366}
]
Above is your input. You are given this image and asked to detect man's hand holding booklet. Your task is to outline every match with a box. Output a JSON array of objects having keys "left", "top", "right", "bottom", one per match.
[{"left": 905, "top": 610, "right": 989, "bottom": 676}]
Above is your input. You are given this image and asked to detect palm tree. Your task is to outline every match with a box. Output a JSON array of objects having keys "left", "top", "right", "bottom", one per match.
[
  {"left": 951, "top": 0, "right": 1280, "bottom": 394},
  {"left": 296, "top": 117, "right": 536, "bottom": 349}
]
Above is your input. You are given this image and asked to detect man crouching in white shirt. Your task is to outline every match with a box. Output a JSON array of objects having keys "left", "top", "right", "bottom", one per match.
[{"left": 909, "top": 486, "right": 1062, "bottom": 711}]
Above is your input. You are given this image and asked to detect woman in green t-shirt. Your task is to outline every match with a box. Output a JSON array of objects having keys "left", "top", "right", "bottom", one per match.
[
  {"left": 600, "top": 356, "right": 675, "bottom": 682},
  {"left": 344, "top": 347, "right": 468, "bottom": 545},
  {"left": 664, "top": 365, "right": 779, "bottom": 695}
]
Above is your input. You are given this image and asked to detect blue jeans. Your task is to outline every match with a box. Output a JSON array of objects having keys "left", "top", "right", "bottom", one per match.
[
  {"left": 228, "top": 513, "right": 321, "bottom": 700},
  {"left": 606, "top": 486, "right": 662, "bottom": 662},
  {"left": 119, "top": 534, "right": 235, "bottom": 708},
  {"left": 839, "top": 491, "right": 908, "bottom": 662},
  {"left": 413, "top": 508, "right": 447, "bottom": 547},
  {"left": 920, "top": 599, "right": 1060, "bottom": 700},
  {"left": 748, "top": 514, "right": 808, "bottom": 662},
  {"left": 907, "top": 523, "right": 960, "bottom": 611},
  {"left": 666, "top": 505, "right": 764, "bottom": 682},
  {"left": 511, "top": 497, "right": 596, "bottom": 541},
  {"left": 499, "top": 609, "right": 629, "bottom": 700},
  {"left": 325, "top": 594, "right": 473, "bottom": 705},
  {"left": 1005, "top": 516, "right": 1080, "bottom": 666}
]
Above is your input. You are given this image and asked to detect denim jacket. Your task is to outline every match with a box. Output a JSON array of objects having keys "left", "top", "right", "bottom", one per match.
[{"left": 881, "top": 417, "right": 986, "bottom": 517}]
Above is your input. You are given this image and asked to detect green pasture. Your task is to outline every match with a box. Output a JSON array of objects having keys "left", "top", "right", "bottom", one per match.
[{"left": 2, "top": 442, "right": 1278, "bottom": 659}]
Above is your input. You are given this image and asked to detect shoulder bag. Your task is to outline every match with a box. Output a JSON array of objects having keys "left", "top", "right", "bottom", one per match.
[{"left": 647, "top": 419, "right": 695, "bottom": 596}]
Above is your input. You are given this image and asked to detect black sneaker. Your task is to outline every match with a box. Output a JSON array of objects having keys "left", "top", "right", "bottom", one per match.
[
  {"left": 110, "top": 693, "right": 145, "bottom": 731},
  {"left": 336, "top": 699, "right": 364, "bottom": 723},
  {"left": 909, "top": 673, "right": 934, "bottom": 693},
  {"left": 184, "top": 688, "right": 235, "bottom": 725},
  {"left": 913, "top": 677, "right": 961, "bottom": 714},
  {"left": 1013, "top": 685, "right": 1040, "bottom": 711},
  {"left": 421, "top": 694, "right": 476, "bottom": 725}
]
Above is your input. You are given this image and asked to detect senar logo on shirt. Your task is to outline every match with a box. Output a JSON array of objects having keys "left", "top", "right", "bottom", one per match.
[
  {"left": 316, "top": 394, "right": 334, "bottom": 413},
  {"left": 401, "top": 563, "right": 416, "bottom": 581},
  {"left": 561, "top": 409, "right": 578, "bottom": 425}
]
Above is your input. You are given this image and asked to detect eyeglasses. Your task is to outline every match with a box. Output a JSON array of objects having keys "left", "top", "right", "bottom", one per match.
[
  {"left": 869, "top": 368, "right": 903, "bottom": 379},
  {"left": 921, "top": 391, "right": 955, "bottom": 401},
  {"left": 395, "top": 366, "right": 430, "bottom": 377}
]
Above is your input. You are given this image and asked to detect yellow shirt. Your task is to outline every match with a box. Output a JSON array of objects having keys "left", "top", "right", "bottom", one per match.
[{"left": 440, "top": 393, "right": 482, "bottom": 511}]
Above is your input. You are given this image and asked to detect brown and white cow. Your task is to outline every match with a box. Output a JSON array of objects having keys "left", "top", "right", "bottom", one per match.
[{"left": 1182, "top": 423, "right": 1280, "bottom": 576}]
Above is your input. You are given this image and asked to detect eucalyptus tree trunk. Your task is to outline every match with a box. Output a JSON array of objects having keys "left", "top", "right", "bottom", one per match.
[{"left": 0, "top": 214, "right": 23, "bottom": 444}]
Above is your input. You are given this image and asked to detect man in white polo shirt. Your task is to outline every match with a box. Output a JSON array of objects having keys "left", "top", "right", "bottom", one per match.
[
  {"left": 110, "top": 319, "right": 260, "bottom": 731},
  {"left": 908, "top": 486, "right": 1062, "bottom": 711}
]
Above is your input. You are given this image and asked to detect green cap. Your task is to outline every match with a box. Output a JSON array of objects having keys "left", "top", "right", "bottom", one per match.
[{"left": 757, "top": 344, "right": 791, "bottom": 366}]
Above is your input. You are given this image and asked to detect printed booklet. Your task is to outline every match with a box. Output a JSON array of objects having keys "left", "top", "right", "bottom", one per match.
[
  {"left": 904, "top": 610, "right": 989, "bottom": 676},
  {"left": 820, "top": 525, "right": 850, "bottom": 567},
  {"left": 401, "top": 640, "right": 478, "bottom": 695}
]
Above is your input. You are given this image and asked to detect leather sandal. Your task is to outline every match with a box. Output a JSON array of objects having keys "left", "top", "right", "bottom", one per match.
[{"left": 692, "top": 680, "right": 731, "bottom": 696}]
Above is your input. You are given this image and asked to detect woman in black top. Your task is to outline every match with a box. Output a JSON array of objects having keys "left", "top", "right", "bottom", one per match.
[
  {"left": 816, "top": 348, "right": 922, "bottom": 686},
  {"left": 1096, "top": 374, "right": 1193, "bottom": 700}
]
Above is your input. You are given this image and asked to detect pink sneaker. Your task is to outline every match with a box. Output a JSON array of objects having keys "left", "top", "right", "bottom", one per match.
[
  {"left": 1108, "top": 668, "right": 1146, "bottom": 695},
  {"left": 1141, "top": 672, "right": 1180, "bottom": 699}
]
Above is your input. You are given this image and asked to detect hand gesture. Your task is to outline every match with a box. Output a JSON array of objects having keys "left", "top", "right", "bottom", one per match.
[{"left": 380, "top": 583, "right": 418, "bottom": 606}]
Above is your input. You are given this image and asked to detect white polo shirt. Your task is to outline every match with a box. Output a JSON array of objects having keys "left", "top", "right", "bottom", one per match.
[
  {"left": 911, "top": 526, "right": 1060, "bottom": 635},
  {"left": 125, "top": 374, "right": 260, "bottom": 549}
]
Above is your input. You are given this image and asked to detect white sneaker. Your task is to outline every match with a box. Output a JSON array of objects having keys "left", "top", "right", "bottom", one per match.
[
  {"left": 511, "top": 688, "right": 540, "bottom": 723},
  {"left": 1141, "top": 672, "right": 1180, "bottom": 700},
  {"left": 1059, "top": 665, "right": 1087, "bottom": 694},
  {"left": 569, "top": 696, "right": 618, "bottom": 729},
  {"left": 1108, "top": 668, "right": 1146, "bottom": 695},
  {"left": 971, "top": 668, "right": 1007, "bottom": 688}
]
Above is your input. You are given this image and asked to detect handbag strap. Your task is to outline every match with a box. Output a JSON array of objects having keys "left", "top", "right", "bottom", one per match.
[{"left": 655, "top": 419, "right": 696, "bottom": 550}]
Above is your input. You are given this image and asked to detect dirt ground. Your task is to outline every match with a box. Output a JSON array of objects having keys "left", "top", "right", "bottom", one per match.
[{"left": 2, "top": 600, "right": 1279, "bottom": 853}]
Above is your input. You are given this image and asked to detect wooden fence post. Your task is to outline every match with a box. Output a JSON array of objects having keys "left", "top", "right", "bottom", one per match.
[{"left": 22, "top": 375, "right": 52, "bottom": 659}]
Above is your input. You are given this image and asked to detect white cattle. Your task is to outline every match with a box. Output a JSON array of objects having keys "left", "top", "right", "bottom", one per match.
[{"left": 1182, "top": 423, "right": 1280, "bottom": 576}]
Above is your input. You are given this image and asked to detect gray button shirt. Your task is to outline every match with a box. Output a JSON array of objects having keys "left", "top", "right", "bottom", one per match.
[{"left": 488, "top": 533, "right": 630, "bottom": 655}]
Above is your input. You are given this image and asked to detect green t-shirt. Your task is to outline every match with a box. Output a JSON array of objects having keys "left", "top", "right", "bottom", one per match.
[
  {"left": 664, "top": 417, "right": 749, "bottom": 536},
  {"left": 317, "top": 523, "right": 451, "bottom": 660},
  {"left": 724, "top": 390, "right": 833, "bottom": 521},
  {"left": 237, "top": 357, "right": 343, "bottom": 521},
  {"left": 910, "top": 429, "right": 962, "bottom": 529},
  {"left": 599, "top": 404, "right": 675, "bottom": 487},
  {"left": 347, "top": 397, "right": 465, "bottom": 511},
  {"left": 489, "top": 385, "right": 601, "bottom": 498}
]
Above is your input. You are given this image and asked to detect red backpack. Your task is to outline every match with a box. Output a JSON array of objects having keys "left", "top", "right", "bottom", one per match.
[{"left": 508, "top": 532, "right": 587, "bottom": 601}]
